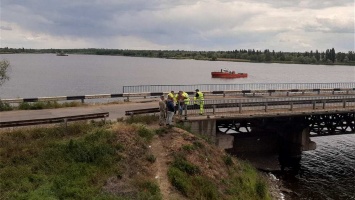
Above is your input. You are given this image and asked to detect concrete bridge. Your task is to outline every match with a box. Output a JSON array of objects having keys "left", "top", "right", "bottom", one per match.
[
  {"left": 179, "top": 95, "right": 355, "bottom": 170},
  {"left": 2, "top": 83, "right": 355, "bottom": 171}
]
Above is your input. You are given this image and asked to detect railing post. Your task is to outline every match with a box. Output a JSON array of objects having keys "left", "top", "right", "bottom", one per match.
[
  {"left": 312, "top": 101, "right": 316, "bottom": 110},
  {"left": 63, "top": 118, "right": 68, "bottom": 129},
  {"left": 81, "top": 99, "right": 85, "bottom": 104},
  {"left": 343, "top": 100, "right": 346, "bottom": 108},
  {"left": 287, "top": 91, "right": 289, "bottom": 96},
  {"left": 213, "top": 105, "right": 216, "bottom": 115},
  {"left": 264, "top": 103, "right": 268, "bottom": 112},
  {"left": 322, "top": 100, "right": 326, "bottom": 109},
  {"left": 184, "top": 104, "right": 188, "bottom": 120},
  {"left": 290, "top": 102, "right": 293, "bottom": 111},
  {"left": 239, "top": 103, "right": 242, "bottom": 113}
]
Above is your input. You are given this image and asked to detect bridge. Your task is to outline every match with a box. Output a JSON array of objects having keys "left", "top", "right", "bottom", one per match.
[{"left": 2, "top": 82, "right": 355, "bottom": 170}]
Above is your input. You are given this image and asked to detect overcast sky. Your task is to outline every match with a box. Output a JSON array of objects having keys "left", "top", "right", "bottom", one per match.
[{"left": 1, "top": 0, "right": 354, "bottom": 52}]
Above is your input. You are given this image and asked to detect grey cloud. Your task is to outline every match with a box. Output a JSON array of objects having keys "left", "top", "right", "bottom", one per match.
[
  {"left": 0, "top": 26, "right": 12, "bottom": 31},
  {"left": 243, "top": 0, "right": 353, "bottom": 8},
  {"left": 1, "top": 0, "right": 353, "bottom": 51},
  {"left": 305, "top": 17, "right": 354, "bottom": 34}
]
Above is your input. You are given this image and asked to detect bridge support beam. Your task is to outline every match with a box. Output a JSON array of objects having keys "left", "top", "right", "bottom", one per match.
[{"left": 183, "top": 119, "right": 226, "bottom": 147}]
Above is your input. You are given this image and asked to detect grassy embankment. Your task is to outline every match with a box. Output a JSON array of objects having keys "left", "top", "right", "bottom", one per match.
[
  {"left": 0, "top": 115, "right": 272, "bottom": 200},
  {"left": 0, "top": 101, "right": 84, "bottom": 111}
]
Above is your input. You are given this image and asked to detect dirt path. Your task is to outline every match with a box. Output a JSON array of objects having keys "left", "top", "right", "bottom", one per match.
[{"left": 150, "top": 134, "right": 186, "bottom": 200}]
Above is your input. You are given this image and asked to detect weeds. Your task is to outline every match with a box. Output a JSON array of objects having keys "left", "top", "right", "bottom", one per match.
[
  {"left": 125, "top": 115, "right": 158, "bottom": 125},
  {"left": 137, "top": 179, "right": 162, "bottom": 200},
  {"left": 0, "top": 100, "right": 12, "bottom": 111},
  {"left": 5, "top": 101, "right": 82, "bottom": 111},
  {"left": 146, "top": 154, "right": 156, "bottom": 163},
  {"left": 0, "top": 122, "right": 162, "bottom": 200},
  {"left": 136, "top": 124, "right": 155, "bottom": 142},
  {"left": 223, "top": 154, "right": 234, "bottom": 166}
]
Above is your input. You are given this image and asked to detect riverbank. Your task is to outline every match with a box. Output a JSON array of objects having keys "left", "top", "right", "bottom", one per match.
[{"left": 1, "top": 116, "right": 278, "bottom": 199}]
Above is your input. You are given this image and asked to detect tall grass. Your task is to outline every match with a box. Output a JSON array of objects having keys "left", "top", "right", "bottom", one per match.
[
  {"left": 17, "top": 101, "right": 82, "bottom": 110},
  {"left": 0, "top": 122, "right": 160, "bottom": 199}
]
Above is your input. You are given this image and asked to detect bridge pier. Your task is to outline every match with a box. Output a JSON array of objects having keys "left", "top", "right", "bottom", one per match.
[{"left": 184, "top": 117, "right": 317, "bottom": 171}]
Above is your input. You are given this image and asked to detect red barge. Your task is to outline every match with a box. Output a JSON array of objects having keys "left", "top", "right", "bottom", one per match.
[{"left": 211, "top": 69, "right": 248, "bottom": 78}]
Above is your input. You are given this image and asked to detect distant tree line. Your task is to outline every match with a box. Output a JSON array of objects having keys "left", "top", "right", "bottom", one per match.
[{"left": 1, "top": 47, "right": 354, "bottom": 65}]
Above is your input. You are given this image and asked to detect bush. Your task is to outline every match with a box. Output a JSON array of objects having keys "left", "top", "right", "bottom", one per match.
[
  {"left": 255, "top": 180, "right": 267, "bottom": 198},
  {"left": 136, "top": 125, "right": 155, "bottom": 142},
  {"left": 172, "top": 155, "right": 200, "bottom": 175},
  {"left": 0, "top": 100, "right": 13, "bottom": 111},
  {"left": 146, "top": 154, "right": 156, "bottom": 163},
  {"left": 167, "top": 167, "right": 191, "bottom": 196},
  {"left": 223, "top": 155, "right": 234, "bottom": 166},
  {"left": 137, "top": 180, "right": 162, "bottom": 200}
]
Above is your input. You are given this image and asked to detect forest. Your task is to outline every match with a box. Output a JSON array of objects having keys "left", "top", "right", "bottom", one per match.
[{"left": 1, "top": 47, "right": 354, "bottom": 65}]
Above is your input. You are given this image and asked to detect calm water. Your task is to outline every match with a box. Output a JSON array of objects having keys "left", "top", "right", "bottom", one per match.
[
  {"left": 1, "top": 54, "right": 355, "bottom": 199},
  {"left": 284, "top": 134, "right": 355, "bottom": 200},
  {"left": 0, "top": 54, "right": 354, "bottom": 98}
]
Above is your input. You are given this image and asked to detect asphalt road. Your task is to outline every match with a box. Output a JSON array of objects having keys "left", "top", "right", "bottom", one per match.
[{"left": 0, "top": 100, "right": 159, "bottom": 123}]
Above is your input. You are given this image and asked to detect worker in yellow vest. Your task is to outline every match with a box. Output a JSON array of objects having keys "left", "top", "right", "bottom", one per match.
[
  {"left": 182, "top": 91, "right": 190, "bottom": 105},
  {"left": 167, "top": 91, "right": 176, "bottom": 103},
  {"left": 168, "top": 91, "right": 178, "bottom": 114},
  {"left": 176, "top": 91, "right": 190, "bottom": 115},
  {"left": 194, "top": 89, "right": 204, "bottom": 115}
]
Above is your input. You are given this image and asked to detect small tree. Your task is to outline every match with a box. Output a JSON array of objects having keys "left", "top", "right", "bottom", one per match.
[{"left": 0, "top": 59, "right": 10, "bottom": 86}]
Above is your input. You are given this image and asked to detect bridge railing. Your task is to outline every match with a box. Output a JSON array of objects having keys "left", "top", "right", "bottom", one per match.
[
  {"left": 0, "top": 112, "right": 109, "bottom": 128},
  {"left": 2, "top": 87, "right": 355, "bottom": 104},
  {"left": 181, "top": 95, "right": 355, "bottom": 118},
  {"left": 123, "top": 82, "right": 355, "bottom": 93}
]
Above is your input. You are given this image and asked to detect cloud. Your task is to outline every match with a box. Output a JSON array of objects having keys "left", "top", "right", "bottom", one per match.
[{"left": 0, "top": 0, "right": 354, "bottom": 51}]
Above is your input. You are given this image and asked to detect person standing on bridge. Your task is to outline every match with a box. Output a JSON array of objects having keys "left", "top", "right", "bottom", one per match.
[
  {"left": 166, "top": 98, "right": 175, "bottom": 126},
  {"left": 194, "top": 89, "right": 204, "bottom": 115},
  {"left": 158, "top": 95, "right": 166, "bottom": 126},
  {"left": 167, "top": 91, "right": 177, "bottom": 114}
]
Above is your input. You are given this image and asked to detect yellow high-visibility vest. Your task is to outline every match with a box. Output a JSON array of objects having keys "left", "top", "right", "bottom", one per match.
[
  {"left": 168, "top": 92, "right": 177, "bottom": 103},
  {"left": 182, "top": 92, "right": 190, "bottom": 105}
]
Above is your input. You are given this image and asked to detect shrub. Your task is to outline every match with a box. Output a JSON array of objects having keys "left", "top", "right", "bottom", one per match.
[
  {"left": 146, "top": 154, "right": 156, "bottom": 163},
  {"left": 182, "top": 144, "right": 195, "bottom": 152},
  {"left": 137, "top": 125, "right": 155, "bottom": 142},
  {"left": 255, "top": 180, "right": 267, "bottom": 198},
  {"left": 172, "top": 155, "right": 200, "bottom": 175},
  {"left": 223, "top": 154, "right": 234, "bottom": 166},
  {"left": 137, "top": 180, "right": 162, "bottom": 200},
  {"left": 0, "top": 100, "right": 12, "bottom": 111},
  {"left": 167, "top": 167, "right": 191, "bottom": 196}
]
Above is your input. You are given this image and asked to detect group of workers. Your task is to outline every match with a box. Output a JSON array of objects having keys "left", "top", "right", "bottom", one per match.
[{"left": 159, "top": 89, "right": 204, "bottom": 126}]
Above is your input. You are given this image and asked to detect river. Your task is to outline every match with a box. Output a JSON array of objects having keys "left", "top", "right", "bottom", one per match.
[{"left": 0, "top": 54, "right": 355, "bottom": 199}]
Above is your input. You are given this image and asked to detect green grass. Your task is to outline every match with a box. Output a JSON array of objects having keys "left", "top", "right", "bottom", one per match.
[
  {"left": 17, "top": 101, "right": 82, "bottom": 110},
  {"left": 167, "top": 155, "right": 219, "bottom": 199},
  {"left": 223, "top": 161, "right": 271, "bottom": 200},
  {"left": 0, "top": 122, "right": 161, "bottom": 200},
  {"left": 0, "top": 101, "right": 83, "bottom": 112},
  {"left": 167, "top": 143, "right": 271, "bottom": 200},
  {"left": 0, "top": 100, "right": 13, "bottom": 111}
]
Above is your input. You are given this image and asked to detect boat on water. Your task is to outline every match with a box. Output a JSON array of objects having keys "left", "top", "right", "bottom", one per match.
[{"left": 211, "top": 68, "right": 248, "bottom": 78}]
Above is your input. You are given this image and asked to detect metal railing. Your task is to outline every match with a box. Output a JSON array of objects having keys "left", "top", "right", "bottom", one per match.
[
  {"left": 0, "top": 112, "right": 109, "bottom": 128},
  {"left": 180, "top": 95, "right": 355, "bottom": 118},
  {"left": 123, "top": 82, "right": 355, "bottom": 93},
  {"left": 124, "top": 95, "right": 355, "bottom": 118}
]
